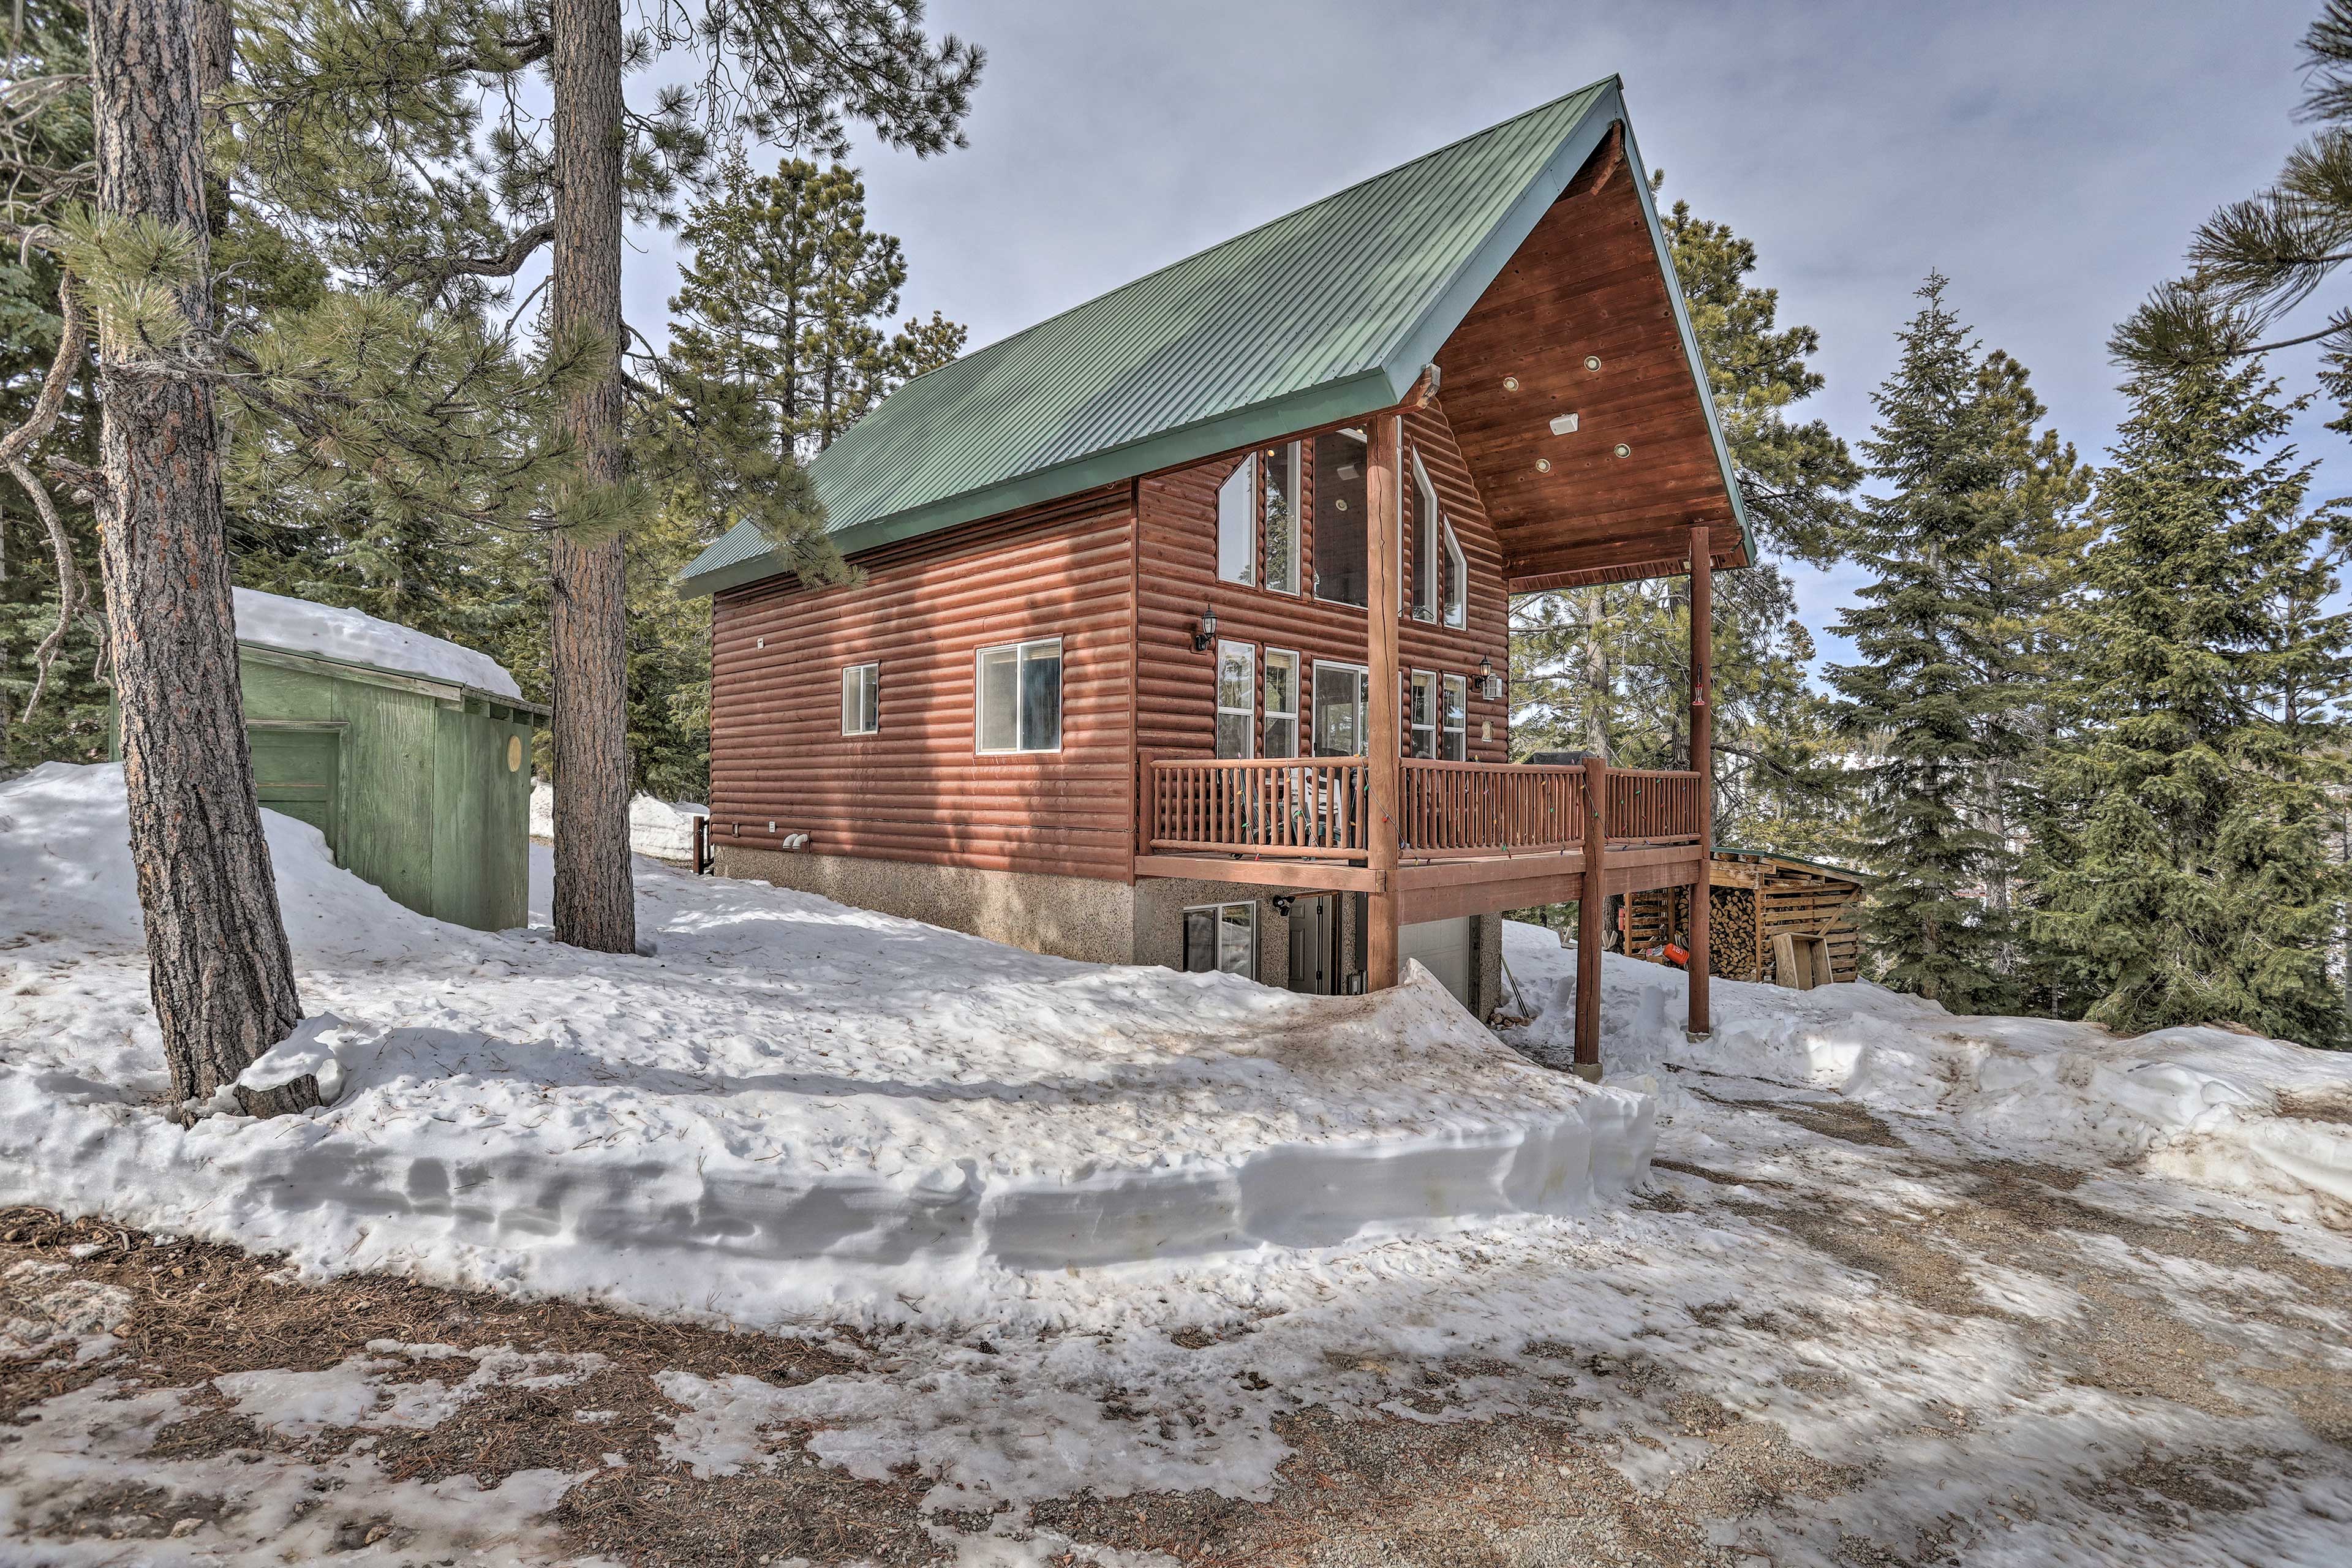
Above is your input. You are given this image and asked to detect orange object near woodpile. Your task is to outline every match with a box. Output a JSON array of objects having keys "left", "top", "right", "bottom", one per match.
[{"left": 1629, "top": 850, "right": 1863, "bottom": 989}]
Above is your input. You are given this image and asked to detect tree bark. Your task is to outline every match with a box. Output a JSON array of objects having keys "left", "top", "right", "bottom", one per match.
[
  {"left": 88, "top": 0, "right": 315, "bottom": 1116},
  {"left": 547, "top": 0, "right": 637, "bottom": 954}
]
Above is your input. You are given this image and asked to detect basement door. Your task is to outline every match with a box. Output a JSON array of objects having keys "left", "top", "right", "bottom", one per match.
[
  {"left": 248, "top": 725, "right": 342, "bottom": 862},
  {"left": 1400, "top": 916, "right": 1473, "bottom": 1009}
]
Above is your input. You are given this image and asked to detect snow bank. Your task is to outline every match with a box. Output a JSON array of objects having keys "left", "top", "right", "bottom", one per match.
[
  {"left": 528, "top": 781, "right": 706, "bottom": 864},
  {"left": 232, "top": 586, "right": 522, "bottom": 699},
  {"left": 0, "top": 765, "right": 1650, "bottom": 1330},
  {"left": 1502, "top": 922, "right": 2352, "bottom": 1222}
]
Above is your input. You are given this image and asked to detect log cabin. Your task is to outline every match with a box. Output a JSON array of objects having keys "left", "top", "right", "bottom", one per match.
[{"left": 679, "top": 77, "right": 1749, "bottom": 1071}]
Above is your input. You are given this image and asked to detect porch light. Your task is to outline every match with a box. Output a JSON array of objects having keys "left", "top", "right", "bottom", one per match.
[
  {"left": 1193, "top": 605, "right": 1218, "bottom": 652},
  {"left": 1480, "top": 655, "right": 1503, "bottom": 703}
]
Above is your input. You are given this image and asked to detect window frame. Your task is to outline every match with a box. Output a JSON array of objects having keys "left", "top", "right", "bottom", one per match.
[
  {"left": 1310, "top": 428, "right": 1370, "bottom": 609},
  {"left": 1216, "top": 453, "right": 1257, "bottom": 587},
  {"left": 1311, "top": 659, "right": 1371, "bottom": 758},
  {"left": 1182, "top": 900, "right": 1257, "bottom": 978},
  {"left": 973, "top": 636, "right": 1065, "bottom": 756},
  {"left": 1262, "top": 442, "right": 1301, "bottom": 595},
  {"left": 840, "top": 661, "right": 880, "bottom": 737},
  {"left": 1441, "top": 672, "right": 1469, "bottom": 761},
  {"left": 1408, "top": 668, "right": 1436, "bottom": 758},
  {"left": 1411, "top": 450, "right": 1441, "bottom": 623},
  {"left": 1261, "top": 647, "right": 1300, "bottom": 759},
  {"left": 1215, "top": 639, "right": 1257, "bottom": 760},
  {"left": 1442, "top": 516, "right": 1469, "bottom": 630}
]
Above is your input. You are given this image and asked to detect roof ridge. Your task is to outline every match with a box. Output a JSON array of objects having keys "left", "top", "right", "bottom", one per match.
[{"left": 897, "top": 77, "right": 1618, "bottom": 379}]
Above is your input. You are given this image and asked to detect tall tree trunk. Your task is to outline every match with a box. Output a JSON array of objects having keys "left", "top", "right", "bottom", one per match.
[
  {"left": 547, "top": 0, "right": 636, "bottom": 954},
  {"left": 88, "top": 0, "right": 314, "bottom": 1116}
]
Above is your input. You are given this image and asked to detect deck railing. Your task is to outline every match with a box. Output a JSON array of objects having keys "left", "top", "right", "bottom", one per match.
[
  {"left": 1605, "top": 767, "right": 1705, "bottom": 843},
  {"left": 1144, "top": 754, "right": 1703, "bottom": 861},
  {"left": 1145, "top": 756, "right": 1368, "bottom": 859},
  {"left": 1398, "top": 758, "right": 1586, "bottom": 858}
]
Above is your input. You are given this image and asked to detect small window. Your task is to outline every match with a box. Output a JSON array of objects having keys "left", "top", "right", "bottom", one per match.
[
  {"left": 1262, "top": 443, "right": 1300, "bottom": 594},
  {"left": 1442, "top": 519, "right": 1468, "bottom": 630},
  {"left": 1215, "top": 640, "right": 1256, "bottom": 760},
  {"left": 1183, "top": 901, "right": 1256, "bottom": 977},
  {"left": 976, "top": 637, "right": 1062, "bottom": 753},
  {"left": 1441, "top": 673, "right": 1468, "bottom": 761},
  {"left": 1217, "top": 454, "right": 1256, "bottom": 586},
  {"left": 1409, "top": 669, "right": 1436, "bottom": 758},
  {"left": 841, "top": 662, "right": 879, "bottom": 736},
  {"left": 1412, "top": 452, "right": 1440, "bottom": 622},
  {"left": 1262, "top": 649, "right": 1300, "bottom": 759}
]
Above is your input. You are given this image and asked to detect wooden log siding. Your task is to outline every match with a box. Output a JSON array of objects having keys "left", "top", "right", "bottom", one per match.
[
  {"left": 1134, "top": 401, "right": 1511, "bottom": 766},
  {"left": 707, "top": 499, "right": 1138, "bottom": 880}
]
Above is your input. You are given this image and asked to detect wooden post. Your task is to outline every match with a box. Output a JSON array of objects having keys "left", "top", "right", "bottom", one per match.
[
  {"left": 1365, "top": 415, "right": 1403, "bottom": 990},
  {"left": 1688, "top": 525, "right": 1713, "bottom": 1039},
  {"left": 1574, "top": 753, "right": 1608, "bottom": 1079}
]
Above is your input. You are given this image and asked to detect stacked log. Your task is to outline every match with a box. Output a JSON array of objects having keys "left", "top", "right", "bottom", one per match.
[{"left": 1709, "top": 885, "right": 1758, "bottom": 981}]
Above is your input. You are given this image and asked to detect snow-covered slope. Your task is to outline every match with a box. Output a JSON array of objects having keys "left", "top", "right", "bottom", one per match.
[
  {"left": 1502, "top": 922, "right": 2352, "bottom": 1222},
  {"left": 232, "top": 587, "right": 522, "bottom": 698},
  {"left": 0, "top": 764, "right": 1648, "bottom": 1327}
]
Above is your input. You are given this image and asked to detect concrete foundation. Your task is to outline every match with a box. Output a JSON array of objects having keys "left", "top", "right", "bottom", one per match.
[{"left": 714, "top": 846, "right": 1498, "bottom": 1018}]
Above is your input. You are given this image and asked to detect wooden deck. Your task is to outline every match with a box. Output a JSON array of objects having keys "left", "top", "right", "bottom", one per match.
[{"left": 1133, "top": 753, "right": 1707, "bottom": 923}]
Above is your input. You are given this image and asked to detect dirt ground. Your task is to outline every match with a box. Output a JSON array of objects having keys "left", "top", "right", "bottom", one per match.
[{"left": 5, "top": 1063, "right": 2349, "bottom": 1567}]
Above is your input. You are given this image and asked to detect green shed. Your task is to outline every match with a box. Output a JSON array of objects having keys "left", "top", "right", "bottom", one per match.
[{"left": 115, "top": 589, "right": 548, "bottom": 932}]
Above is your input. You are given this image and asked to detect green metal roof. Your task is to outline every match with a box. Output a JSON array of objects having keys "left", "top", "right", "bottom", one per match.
[{"left": 681, "top": 76, "right": 1744, "bottom": 597}]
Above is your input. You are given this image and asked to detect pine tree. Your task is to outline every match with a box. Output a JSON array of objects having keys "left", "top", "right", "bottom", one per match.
[
  {"left": 669, "top": 155, "right": 967, "bottom": 458},
  {"left": 230, "top": 0, "right": 983, "bottom": 954},
  {"left": 2032, "top": 359, "right": 2350, "bottom": 1045},
  {"left": 1829, "top": 275, "right": 2090, "bottom": 1009}
]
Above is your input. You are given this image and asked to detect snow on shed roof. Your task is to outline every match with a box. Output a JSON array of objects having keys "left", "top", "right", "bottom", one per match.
[{"left": 232, "top": 588, "right": 523, "bottom": 700}]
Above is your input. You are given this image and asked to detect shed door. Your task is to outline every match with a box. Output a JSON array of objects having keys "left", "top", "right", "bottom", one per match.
[
  {"left": 1401, "top": 916, "right": 1472, "bottom": 1009},
  {"left": 249, "top": 728, "right": 341, "bottom": 860}
]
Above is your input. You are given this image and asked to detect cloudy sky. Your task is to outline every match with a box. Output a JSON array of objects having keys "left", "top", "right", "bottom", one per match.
[{"left": 626, "top": 0, "right": 2333, "bottom": 671}]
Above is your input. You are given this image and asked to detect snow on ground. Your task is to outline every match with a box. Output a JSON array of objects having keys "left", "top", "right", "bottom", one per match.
[
  {"left": 0, "top": 763, "right": 1648, "bottom": 1331},
  {"left": 1500, "top": 921, "right": 2352, "bottom": 1225},
  {"left": 230, "top": 587, "right": 522, "bottom": 698},
  {"left": 7, "top": 762, "right": 2352, "bottom": 1564},
  {"left": 528, "top": 782, "right": 708, "bottom": 865}
]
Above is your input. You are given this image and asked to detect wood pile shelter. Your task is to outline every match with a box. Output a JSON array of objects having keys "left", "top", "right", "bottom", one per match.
[
  {"left": 115, "top": 590, "right": 548, "bottom": 932},
  {"left": 1629, "top": 850, "right": 1863, "bottom": 988}
]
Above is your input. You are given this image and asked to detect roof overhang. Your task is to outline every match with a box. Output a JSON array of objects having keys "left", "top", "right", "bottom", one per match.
[{"left": 679, "top": 77, "right": 1749, "bottom": 600}]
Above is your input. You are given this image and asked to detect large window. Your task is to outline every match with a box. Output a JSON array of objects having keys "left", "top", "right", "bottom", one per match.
[
  {"left": 1183, "top": 901, "right": 1256, "bottom": 977},
  {"left": 1262, "top": 442, "right": 1300, "bottom": 594},
  {"left": 841, "top": 662, "right": 879, "bottom": 736},
  {"left": 1441, "top": 673, "right": 1468, "bottom": 761},
  {"left": 1311, "top": 429, "right": 1368, "bottom": 606},
  {"left": 1215, "top": 641, "right": 1256, "bottom": 759},
  {"left": 1216, "top": 454, "right": 1256, "bottom": 586},
  {"left": 1312, "top": 662, "right": 1368, "bottom": 757},
  {"left": 1262, "top": 649, "right": 1300, "bottom": 758},
  {"left": 1409, "top": 669, "right": 1436, "bottom": 758},
  {"left": 1412, "top": 450, "right": 1467, "bottom": 628},
  {"left": 976, "top": 637, "right": 1062, "bottom": 753}
]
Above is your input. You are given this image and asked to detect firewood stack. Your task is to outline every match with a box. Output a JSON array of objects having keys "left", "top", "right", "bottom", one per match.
[{"left": 1709, "top": 885, "right": 1758, "bottom": 980}]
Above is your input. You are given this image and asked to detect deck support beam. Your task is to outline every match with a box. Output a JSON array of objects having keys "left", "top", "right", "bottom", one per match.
[
  {"left": 1365, "top": 413, "right": 1403, "bottom": 990},
  {"left": 1688, "top": 525, "right": 1713, "bottom": 1040},
  {"left": 1574, "top": 753, "right": 1608, "bottom": 1079}
]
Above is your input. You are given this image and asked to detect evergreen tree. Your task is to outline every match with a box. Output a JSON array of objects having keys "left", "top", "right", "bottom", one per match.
[
  {"left": 229, "top": 0, "right": 983, "bottom": 954},
  {"left": 669, "top": 154, "right": 967, "bottom": 458},
  {"left": 1829, "top": 275, "right": 2090, "bottom": 1009},
  {"left": 2033, "top": 359, "right": 2350, "bottom": 1044}
]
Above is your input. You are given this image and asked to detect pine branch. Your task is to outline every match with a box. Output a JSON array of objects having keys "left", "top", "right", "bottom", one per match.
[{"left": 390, "top": 219, "right": 554, "bottom": 297}]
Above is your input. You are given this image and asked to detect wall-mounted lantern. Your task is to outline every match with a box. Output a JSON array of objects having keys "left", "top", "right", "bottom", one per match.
[{"left": 1193, "top": 605, "right": 1219, "bottom": 653}]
